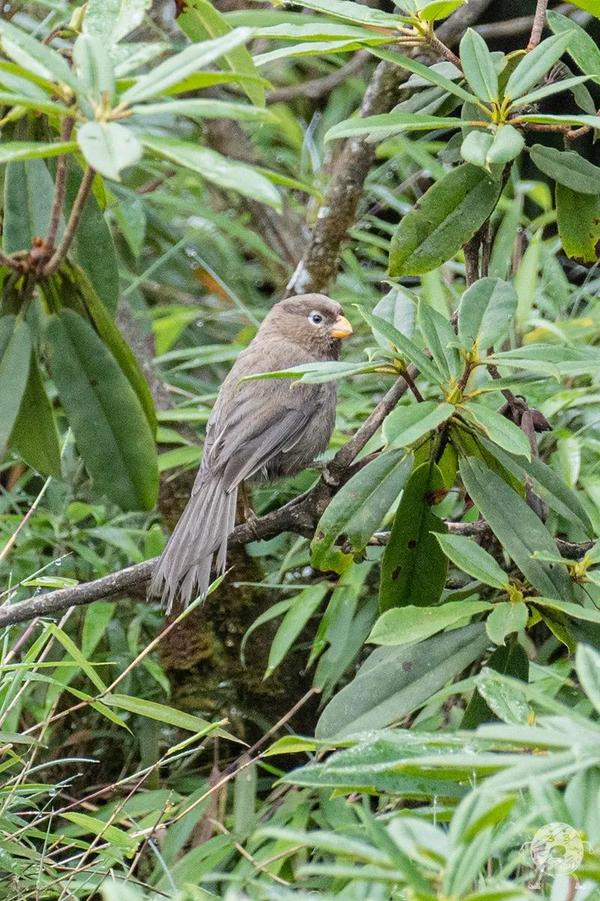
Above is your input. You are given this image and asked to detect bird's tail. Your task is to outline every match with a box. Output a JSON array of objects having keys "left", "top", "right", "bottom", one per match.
[{"left": 148, "top": 475, "right": 237, "bottom": 613}]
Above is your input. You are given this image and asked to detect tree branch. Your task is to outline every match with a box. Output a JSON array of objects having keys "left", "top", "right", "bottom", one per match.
[
  {"left": 0, "top": 373, "right": 415, "bottom": 629},
  {"left": 42, "top": 167, "right": 95, "bottom": 277},
  {"left": 528, "top": 0, "right": 548, "bottom": 51},
  {"left": 284, "top": 0, "right": 494, "bottom": 296},
  {"left": 267, "top": 52, "right": 369, "bottom": 105},
  {"left": 45, "top": 117, "right": 75, "bottom": 256}
]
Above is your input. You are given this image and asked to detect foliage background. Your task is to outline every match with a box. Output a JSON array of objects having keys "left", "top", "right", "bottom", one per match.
[{"left": 1, "top": 0, "right": 600, "bottom": 898}]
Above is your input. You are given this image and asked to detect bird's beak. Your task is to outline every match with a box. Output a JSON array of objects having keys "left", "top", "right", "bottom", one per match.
[{"left": 330, "top": 314, "right": 353, "bottom": 340}]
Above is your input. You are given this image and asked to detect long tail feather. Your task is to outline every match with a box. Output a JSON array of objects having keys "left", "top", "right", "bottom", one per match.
[{"left": 149, "top": 476, "right": 237, "bottom": 613}]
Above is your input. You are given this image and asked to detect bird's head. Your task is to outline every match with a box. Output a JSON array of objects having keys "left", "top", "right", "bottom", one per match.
[{"left": 261, "top": 294, "right": 353, "bottom": 357}]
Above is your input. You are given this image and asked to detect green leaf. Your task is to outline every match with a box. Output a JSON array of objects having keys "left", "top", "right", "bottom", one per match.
[
  {"left": 45, "top": 309, "right": 158, "bottom": 511},
  {"left": 383, "top": 401, "right": 454, "bottom": 448},
  {"left": 379, "top": 462, "right": 447, "bottom": 611},
  {"left": 311, "top": 451, "right": 414, "bottom": 574},
  {"left": 141, "top": 135, "right": 281, "bottom": 210},
  {"left": 547, "top": 10, "right": 600, "bottom": 85},
  {"left": 530, "top": 144, "right": 600, "bottom": 195},
  {"left": 325, "top": 112, "right": 463, "bottom": 142},
  {"left": 460, "top": 29, "right": 498, "bottom": 102},
  {"left": 417, "top": 302, "right": 461, "bottom": 378},
  {"left": 2, "top": 157, "right": 55, "bottom": 253},
  {"left": 131, "top": 98, "right": 273, "bottom": 122},
  {"left": 278, "top": 0, "right": 410, "bottom": 27},
  {"left": 120, "top": 27, "right": 253, "bottom": 105},
  {"left": 315, "top": 623, "right": 488, "bottom": 737},
  {"left": 505, "top": 33, "right": 572, "bottom": 100},
  {"left": 462, "top": 641, "right": 528, "bottom": 727},
  {"left": 511, "top": 74, "right": 593, "bottom": 108},
  {"left": 369, "top": 600, "right": 491, "bottom": 646},
  {"left": 565, "top": 0, "right": 600, "bottom": 17},
  {"left": 435, "top": 533, "right": 507, "bottom": 588},
  {"left": 66, "top": 264, "right": 156, "bottom": 431},
  {"left": 73, "top": 33, "right": 115, "bottom": 104},
  {"left": 10, "top": 352, "right": 61, "bottom": 478},
  {"left": 478, "top": 437, "right": 592, "bottom": 533},
  {"left": 485, "top": 602, "right": 528, "bottom": 646},
  {"left": 556, "top": 183, "right": 600, "bottom": 263},
  {"left": 266, "top": 584, "right": 329, "bottom": 677},
  {"left": 83, "top": 0, "right": 151, "bottom": 44},
  {"left": 358, "top": 308, "right": 443, "bottom": 384},
  {"left": 177, "top": 0, "right": 264, "bottom": 106},
  {"left": 458, "top": 277, "right": 517, "bottom": 350},
  {"left": 0, "top": 141, "right": 77, "bottom": 164},
  {"left": 389, "top": 164, "right": 503, "bottom": 276},
  {"left": 371, "top": 47, "right": 480, "bottom": 104},
  {"left": 486, "top": 124, "right": 524, "bottom": 165},
  {"left": 64, "top": 163, "right": 119, "bottom": 313},
  {"left": 0, "top": 316, "right": 31, "bottom": 459},
  {"left": 371, "top": 285, "right": 416, "bottom": 346},
  {"left": 77, "top": 122, "right": 142, "bottom": 182},
  {"left": 533, "top": 596, "right": 600, "bottom": 625},
  {"left": 463, "top": 403, "right": 531, "bottom": 460},
  {"left": 0, "top": 19, "right": 80, "bottom": 90},
  {"left": 460, "top": 130, "right": 493, "bottom": 168},
  {"left": 575, "top": 644, "right": 600, "bottom": 713},
  {"left": 63, "top": 811, "right": 138, "bottom": 853},
  {"left": 459, "top": 457, "right": 575, "bottom": 600},
  {"left": 419, "top": 1, "right": 465, "bottom": 22},
  {"left": 102, "top": 693, "right": 235, "bottom": 739}
]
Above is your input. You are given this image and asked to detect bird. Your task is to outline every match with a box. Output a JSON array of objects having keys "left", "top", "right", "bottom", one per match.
[{"left": 149, "top": 293, "right": 353, "bottom": 612}]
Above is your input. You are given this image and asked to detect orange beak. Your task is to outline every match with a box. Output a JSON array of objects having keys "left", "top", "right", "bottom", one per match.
[{"left": 330, "top": 314, "right": 353, "bottom": 340}]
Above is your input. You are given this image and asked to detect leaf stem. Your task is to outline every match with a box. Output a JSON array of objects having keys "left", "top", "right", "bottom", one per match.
[
  {"left": 42, "top": 167, "right": 95, "bottom": 277},
  {"left": 527, "top": 0, "right": 548, "bottom": 50}
]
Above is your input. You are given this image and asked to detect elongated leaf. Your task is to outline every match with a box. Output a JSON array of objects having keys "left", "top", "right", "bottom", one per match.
[
  {"left": 315, "top": 623, "right": 489, "bottom": 737},
  {"left": 485, "top": 602, "right": 528, "bottom": 646},
  {"left": 177, "top": 0, "right": 264, "bottom": 106},
  {"left": 359, "top": 308, "right": 442, "bottom": 384},
  {"left": 463, "top": 403, "right": 531, "bottom": 460},
  {"left": 371, "top": 47, "right": 480, "bottom": 103},
  {"left": 64, "top": 164, "right": 119, "bottom": 313},
  {"left": 505, "top": 33, "right": 572, "bottom": 100},
  {"left": 141, "top": 135, "right": 281, "bottom": 210},
  {"left": 10, "top": 352, "right": 61, "bottom": 477},
  {"left": 282, "top": 0, "right": 410, "bottom": 27},
  {"left": 83, "top": 0, "right": 151, "bottom": 44},
  {"left": 372, "top": 285, "right": 416, "bottom": 345},
  {"left": 131, "top": 98, "right": 273, "bottom": 122},
  {"left": 325, "top": 112, "right": 463, "bottom": 142},
  {"left": 460, "top": 28, "right": 498, "bottom": 102},
  {"left": 369, "top": 600, "right": 491, "bottom": 646},
  {"left": 0, "top": 19, "right": 80, "bottom": 90},
  {"left": 459, "top": 457, "right": 575, "bottom": 600},
  {"left": 77, "top": 121, "right": 142, "bottom": 182},
  {"left": 478, "top": 437, "right": 592, "bottom": 533},
  {"left": 45, "top": 310, "right": 158, "bottom": 510},
  {"left": 380, "top": 461, "right": 447, "bottom": 611},
  {"left": 266, "top": 584, "right": 329, "bottom": 677},
  {"left": 435, "top": 533, "right": 507, "bottom": 588},
  {"left": 533, "top": 597, "right": 600, "bottom": 625},
  {"left": 383, "top": 401, "right": 454, "bottom": 448},
  {"left": 419, "top": 1, "right": 465, "bottom": 22},
  {"left": 3, "top": 157, "right": 54, "bottom": 253},
  {"left": 103, "top": 693, "right": 234, "bottom": 739},
  {"left": 530, "top": 144, "right": 600, "bottom": 195},
  {"left": 547, "top": 10, "right": 600, "bottom": 85},
  {"left": 389, "top": 164, "right": 502, "bottom": 276},
  {"left": 417, "top": 302, "right": 461, "bottom": 378},
  {"left": 556, "top": 183, "right": 600, "bottom": 263},
  {"left": 576, "top": 644, "right": 600, "bottom": 713},
  {"left": 0, "top": 141, "right": 77, "bottom": 164},
  {"left": 0, "top": 316, "right": 31, "bottom": 459},
  {"left": 511, "top": 74, "right": 593, "bottom": 108},
  {"left": 66, "top": 264, "right": 156, "bottom": 430},
  {"left": 63, "top": 812, "right": 138, "bottom": 852},
  {"left": 312, "top": 451, "right": 414, "bottom": 573},
  {"left": 121, "top": 27, "right": 252, "bottom": 104},
  {"left": 458, "top": 277, "right": 517, "bottom": 350}
]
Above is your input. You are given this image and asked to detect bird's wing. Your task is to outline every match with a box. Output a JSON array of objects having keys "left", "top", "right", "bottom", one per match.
[{"left": 193, "top": 342, "right": 322, "bottom": 493}]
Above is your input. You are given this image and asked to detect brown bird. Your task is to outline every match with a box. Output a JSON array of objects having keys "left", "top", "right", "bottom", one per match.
[{"left": 150, "top": 293, "right": 353, "bottom": 612}]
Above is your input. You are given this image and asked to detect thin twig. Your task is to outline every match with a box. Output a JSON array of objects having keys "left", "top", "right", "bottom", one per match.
[
  {"left": 45, "top": 117, "right": 75, "bottom": 255},
  {"left": 267, "top": 52, "right": 369, "bottom": 104},
  {"left": 528, "top": 0, "right": 548, "bottom": 50},
  {"left": 42, "top": 167, "right": 95, "bottom": 277}
]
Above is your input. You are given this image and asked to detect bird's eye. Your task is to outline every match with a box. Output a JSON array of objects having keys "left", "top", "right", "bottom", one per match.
[{"left": 309, "top": 312, "right": 323, "bottom": 325}]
